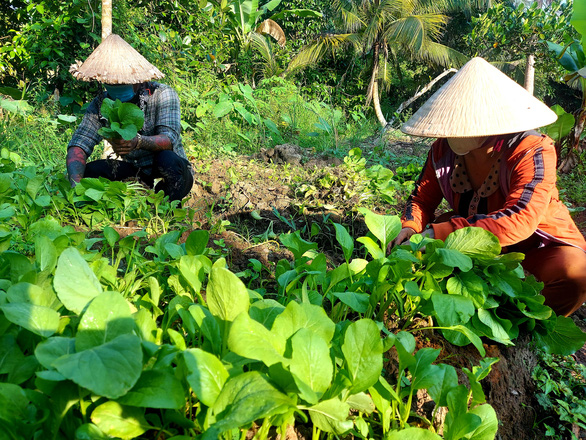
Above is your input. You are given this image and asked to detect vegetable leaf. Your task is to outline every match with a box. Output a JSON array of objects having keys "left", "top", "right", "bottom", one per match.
[{"left": 98, "top": 98, "right": 144, "bottom": 141}]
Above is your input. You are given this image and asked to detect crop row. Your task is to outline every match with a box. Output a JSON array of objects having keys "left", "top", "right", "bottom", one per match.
[{"left": 1, "top": 147, "right": 585, "bottom": 439}]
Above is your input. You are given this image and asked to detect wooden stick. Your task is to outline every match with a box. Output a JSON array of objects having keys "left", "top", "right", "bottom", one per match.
[{"left": 384, "top": 68, "right": 457, "bottom": 131}]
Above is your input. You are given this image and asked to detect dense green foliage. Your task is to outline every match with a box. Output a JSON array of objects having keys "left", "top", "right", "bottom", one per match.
[
  {"left": 0, "top": 147, "right": 569, "bottom": 439},
  {"left": 0, "top": 144, "right": 585, "bottom": 439},
  {"left": 533, "top": 351, "right": 586, "bottom": 438},
  {"left": 465, "top": 1, "right": 572, "bottom": 85},
  {"left": 2, "top": 1, "right": 586, "bottom": 439},
  {"left": 1, "top": 0, "right": 583, "bottom": 138},
  {"left": 286, "top": 0, "right": 488, "bottom": 126}
]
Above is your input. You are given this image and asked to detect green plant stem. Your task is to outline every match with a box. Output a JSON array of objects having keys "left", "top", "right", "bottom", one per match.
[
  {"left": 79, "top": 389, "right": 89, "bottom": 423},
  {"left": 394, "top": 373, "right": 405, "bottom": 429},
  {"left": 255, "top": 418, "right": 271, "bottom": 440},
  {"left": 312, "top": 424, "right": 321, "bottom": 440},
  {"left": 383, "top": 405, "right": 392, "bottom": 434},
  {"left": 402, "top": 390, "right": 414, "bottom": 427},
  {"left": 377, "top": 284, "right": 401, "bottom": 321},
  {"left": 390, "top": 398, "right": 398, "bottom": 431},
  {"left": 221, "top": 319, "right": 229, "bottom": 357},
  {"left": 430, "top": 403, "right": 440, "bottom": 429},
  {"left": 123, "top": 237, "right": 139, "bottom": 278}
]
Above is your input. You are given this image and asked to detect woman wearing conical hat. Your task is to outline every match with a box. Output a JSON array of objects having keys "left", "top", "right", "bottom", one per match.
[
  {"left": 390, "top": 57, "right": 586, "bottom": 316},
  {"left": 67, "top": 34, "right": 193, "bottom": 201}
]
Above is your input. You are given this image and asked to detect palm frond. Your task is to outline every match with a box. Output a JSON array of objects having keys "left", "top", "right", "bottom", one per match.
[
  {"left": 284, "top": 33, "right": 353, "bottom": 77},
  {"left": 378, "top": 58, "right": 393, "bottom": 91},
  {"left": 416, "top": 41, "right": 468, "bottom": 67},
  {"left": 333, "top": 0, "right": 365, "bottom": 32},
  {"left": 250, "top": 32, "right": 273, "bottom": 62},
  {"left": 250, "top": 32, "right": 282, "bottom": 79},
  {"left": 414, "top": 0, "right": 462, "bottom": 14},
  {"left": 361, "top": 3, "right": 388, "bottom": 52},
  {"left": 419, "top": 0, "right": 492, "bottom": 16},
  {"left": 365, "top": 64, "right": 378, "bottom": 107},
  {"left": 382, "top": 0, "right": 417, "bottom": 16},
  {"left": 386, "top": 14, "right": 446, "bottom": 53}
]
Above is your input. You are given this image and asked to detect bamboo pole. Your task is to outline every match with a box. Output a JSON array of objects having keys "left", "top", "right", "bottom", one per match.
[
  {"left": 524, "top": 54, "right": 535, "bottom": 95},
  {"left": 102, "top": 0, "right": 112, "bottom": 40},
  {"left": 101, "top": 0, "right": 114, "bottom": 160}
]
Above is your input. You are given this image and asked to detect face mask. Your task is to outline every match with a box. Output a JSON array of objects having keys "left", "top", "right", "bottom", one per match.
[
  {"left": 104, "top": 84, "right": 135, "bottom": 102},
  {"left": 447, "top": 137, "right": 488, "bottom": 156}
]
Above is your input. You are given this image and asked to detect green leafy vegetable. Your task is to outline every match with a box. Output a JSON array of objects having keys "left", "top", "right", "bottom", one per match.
[{"left": 97, "top": 98, "right": 144, "bottom": 141}]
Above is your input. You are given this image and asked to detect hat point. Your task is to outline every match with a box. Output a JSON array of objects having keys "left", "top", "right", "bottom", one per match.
[{"left": 70, "top": 34, "right": 164, "bottom": 84}]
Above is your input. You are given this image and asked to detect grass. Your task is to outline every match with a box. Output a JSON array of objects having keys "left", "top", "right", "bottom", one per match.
[
  {"left": 0, "top": 111, "right": 71, "bottom": 167},
  {"left": 175, "top": 75, "right": 384, "bottom": 158},
  {"left": 558, "top": 165, "right": 586, "bottom": 210}
]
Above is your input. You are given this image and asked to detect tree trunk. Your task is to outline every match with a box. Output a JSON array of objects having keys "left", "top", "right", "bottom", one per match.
[
  {"left": 102, "top": 0, "right": 112, "bottom": 40},
  {"left": 365, "top": 44, "right": 378, "bottom": 108},
  {"left": 366, "top": 43, "right": 387, "bottom": 126},
  {"left": 524, "top": 54, "right": 535, "bottom": 95},
  {"left": 100, "top": 0, "right": 114, "bottom": 160},
  {"left": 373, "top": 80, "right": 387, "bottom": 127}
]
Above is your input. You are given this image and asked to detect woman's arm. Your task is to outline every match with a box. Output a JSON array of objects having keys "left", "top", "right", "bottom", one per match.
[
  {"left": 431, "top": 136, "right": 557, "bottom": 246},
  {"left": 401, "top": 148, "right": 446, "bottom": 233}
]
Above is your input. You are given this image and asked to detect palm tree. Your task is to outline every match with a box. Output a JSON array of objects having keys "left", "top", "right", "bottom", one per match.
[{"left": 286, "top": 0, "right": 488, "bottom": 126}]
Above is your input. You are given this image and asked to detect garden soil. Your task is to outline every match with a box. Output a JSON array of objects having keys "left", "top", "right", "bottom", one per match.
[{"left": 173, "top": 141, "right": 586, "bottom": 440}]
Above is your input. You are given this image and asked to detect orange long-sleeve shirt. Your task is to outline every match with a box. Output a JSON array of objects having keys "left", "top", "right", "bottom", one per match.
[{"left": 402, "top": 132, "right": 586, "bottom": 251}]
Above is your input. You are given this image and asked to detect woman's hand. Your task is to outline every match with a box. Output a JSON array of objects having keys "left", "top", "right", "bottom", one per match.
[
  {"left": 387, "top": 227, "right": 435, "bottom": 254},
  {"left": 109, "top": 136, "right": 138, "bottom": 156},
  {"left": 387, "top": 227, "right": 417, "bottom": 253}
]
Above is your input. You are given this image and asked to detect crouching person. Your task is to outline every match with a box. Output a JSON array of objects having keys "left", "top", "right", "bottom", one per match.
[
  {"left": 389, "top": 57, "right": 586, "bottom": 317},
  {"left": 67, "top": 34, "right": 193, "bottom": 202}
]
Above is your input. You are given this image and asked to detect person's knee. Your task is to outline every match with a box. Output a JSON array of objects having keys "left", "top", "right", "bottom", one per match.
[
  {"left": 523, "top": 246, "right": 586, "bottom": 316},
  {"left": 552, "top": 248, "right": 586, "bottom": 282},
  {"left": 84, "top": 160, "right": 110, "bottom": 178},
  {"left": 565, "top": 257, "right": 586, "bottom": 298},
  {"left": 153, "top": 150, "right": 180, "bottom": 170},
  {"left": 153, "top": 151, "right": 191, "bottom": 182},
  {"left": 85, "top": 159, "right": 137, "bottom": 181},
  {"left": 151, "top": 151, "right": 192, "bottom": 201}
]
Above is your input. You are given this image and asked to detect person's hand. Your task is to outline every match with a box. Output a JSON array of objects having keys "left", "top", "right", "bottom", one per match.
[
  {"left": 387, "top": 227, "right": 436, "bottom": 254},
  {"left": 419, "top": 228, "right": 435, "bottom": 241},
  {"left": 409, "top": 228, "right": 435, "bottom": 253},
  {"left": 109, "top": 136, "right": 138, "bottom": 156},
  {"left": 387, "top": 227, "right": 417, "bottom": 254}
]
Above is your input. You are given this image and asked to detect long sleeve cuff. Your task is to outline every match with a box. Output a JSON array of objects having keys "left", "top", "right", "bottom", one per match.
[
  {"left": 402, "top": 220, "right": 424, "bottom": 233},
  {"left": 431, "top": 222, "right": 455, "bottom": 241}
]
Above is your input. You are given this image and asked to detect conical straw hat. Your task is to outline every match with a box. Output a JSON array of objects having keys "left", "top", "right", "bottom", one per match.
[
  {"left": 70, "top": 34, "right": 164, "bottom": 84},
  {"left": 401, "top": 57, "right": 557, "bottom": 138}
]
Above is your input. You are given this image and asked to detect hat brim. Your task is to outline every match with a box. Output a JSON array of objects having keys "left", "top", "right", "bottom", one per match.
[{"left": 401, "top": 57, "right": 558, "bottom": 138}]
